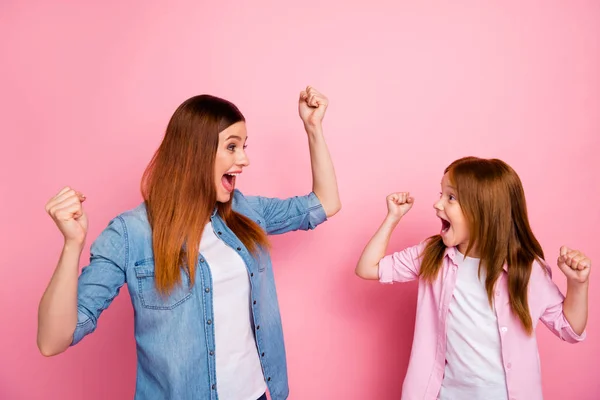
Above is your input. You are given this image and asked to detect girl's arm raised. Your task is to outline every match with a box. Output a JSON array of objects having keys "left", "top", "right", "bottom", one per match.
[
  {"left": 558, "top": 246, "right": 591, "bottom": 335},
  {"left": 355, "top": 192, "right": 413, "bottom": 280}
]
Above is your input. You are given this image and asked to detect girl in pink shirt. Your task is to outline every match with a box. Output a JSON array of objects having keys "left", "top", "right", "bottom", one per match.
[{"left": 355, "top": 156, "right": 591, "bottom": 400}]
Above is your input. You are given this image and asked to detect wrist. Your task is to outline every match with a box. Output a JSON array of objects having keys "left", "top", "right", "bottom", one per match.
[
  {"left": 567, "top": 278, "right": 589, "bottom": 292},
  {"left": 304, "top": 122, "right": 323, "bottom": 136},
  {"left": 63, "top": 239, "right": 85, "bottom": 253},
  {"left": 384, "top": 214, "right": 402, "bottom": 226}
]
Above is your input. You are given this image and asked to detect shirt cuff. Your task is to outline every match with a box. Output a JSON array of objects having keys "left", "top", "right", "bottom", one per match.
[
  {"left": 560, "top": 317, "right": 587, "bottom": 343},
  {"left": 306, "top": 192, "right": 327, "bottom": 229},
  {"left": 70, "top": 308, "right": 96, "bottom": 346},
  {"left": 378, "top": 255, "right": 395, "bottom": 284}
]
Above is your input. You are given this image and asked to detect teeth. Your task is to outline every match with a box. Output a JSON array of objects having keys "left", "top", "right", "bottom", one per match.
[{"left": 226, "top": 173, "right": 239, "bottom": 177}]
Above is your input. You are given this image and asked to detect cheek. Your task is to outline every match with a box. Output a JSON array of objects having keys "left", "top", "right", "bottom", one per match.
[
  {"left": 214, "top": 153, "right": 228, "bottom": 171},
  {"left": 449, "top": 208, "right": 468, "bottom": 232}
]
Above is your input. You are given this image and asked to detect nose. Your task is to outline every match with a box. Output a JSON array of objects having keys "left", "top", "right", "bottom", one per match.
[
  {"left": 433, "top": 199, "right": 443, "bottom": 211},
  {"left": 237, "top": 149, "right": 250, "bottom": 168}
]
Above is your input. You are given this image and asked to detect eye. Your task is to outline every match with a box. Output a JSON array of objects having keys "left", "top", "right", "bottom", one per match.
[
  {"left": 449, "top": 194, "right": 456, "bottom": 201},
  {"left": 227, "top": 143, "right": 236, "bottom": 152},
  {"left": 243, "top": 144, "right": 248, "bottom": 149}
]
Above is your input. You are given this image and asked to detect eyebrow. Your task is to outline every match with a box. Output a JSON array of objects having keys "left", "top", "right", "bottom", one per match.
[
  {"left": 440, "top": 182, "right": 456, "bottom": 190},
  {"left": 226, "top": 135, "right": 248, "bottom": 141}
]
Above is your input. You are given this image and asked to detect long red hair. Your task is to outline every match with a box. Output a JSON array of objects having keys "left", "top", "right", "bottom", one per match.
[
  {"left": 141, "top": 95, "right": 269, "bottom": 294},
  {"left": 419, "top": 157, "right": 544, "bottom": 334}
]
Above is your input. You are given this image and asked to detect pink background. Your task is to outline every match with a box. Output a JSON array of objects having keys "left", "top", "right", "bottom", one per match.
[{"left": 1, "top": 1, "right": 599, "bottom": 399}]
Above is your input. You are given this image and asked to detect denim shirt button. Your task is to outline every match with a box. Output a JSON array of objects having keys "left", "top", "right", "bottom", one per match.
[
  {"left": 261, "top": 352, "right": 265, "bottom": 357},
  {"left": 217, "top": 231, "right": 222, "bottom": 235},
  {"left": 205, "top": 287, "right": 210, "bottom": 293},
  {"left": 207, "top": 319, "right": 212, "bottom": 325},
  {"left": 209, "top": 350, "right": 214, "bottom": 356},
  {"left": 253, "top": 300, "right": 257, "bottom": 305},
  {"left": 267, "top": 377, "right": 271, "bottom": 382},
  {"left": 200, "top": 258, "right": 205, "bottom": 263},
  {"left": 211, "top": 384, "right": 215, "bottom": 390},
  {"left": 251, "top": 273, "right": 254, "bottom": 277},
  {"left": 237, "top": 247, "right": 241, "bottom": 251},
  {"left": 256, "top": 325, "right": 260, "bottom": 330}
]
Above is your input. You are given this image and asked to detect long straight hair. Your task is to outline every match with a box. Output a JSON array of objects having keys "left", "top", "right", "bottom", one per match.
[
  {"left": 141, "top": 95, "right": 269, "bottom": 294},
  {"left": 419, "top": 157, "right": 544, "bottom": 334}
]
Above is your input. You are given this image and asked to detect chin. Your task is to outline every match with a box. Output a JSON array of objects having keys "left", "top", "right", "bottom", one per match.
[
  {"left": 441, "top": 237, "right": 453, "bottom": 248},
  {"left": 216, "top": 193, "right": 232, "bottom": 203}
]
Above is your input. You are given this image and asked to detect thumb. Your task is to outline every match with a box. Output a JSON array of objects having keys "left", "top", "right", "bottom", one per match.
[
  {"left": 560, "top": 245, "right": 569, "bottom": 257},
  {"left": 558, "top": 245, "right": 569, "bottom": 264}
]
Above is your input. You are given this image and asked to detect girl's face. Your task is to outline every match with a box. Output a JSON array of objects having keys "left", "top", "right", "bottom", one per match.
[{"left": 433, "top": 173, "right": 474, "bottom": 255}]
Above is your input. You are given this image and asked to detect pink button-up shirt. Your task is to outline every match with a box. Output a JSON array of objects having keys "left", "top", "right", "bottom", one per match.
[{"left": 378, "top": 242, "right": 585, "bottom": 400}]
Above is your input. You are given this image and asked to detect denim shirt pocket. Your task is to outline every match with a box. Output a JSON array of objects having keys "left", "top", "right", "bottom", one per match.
[{"left": 134, "top": 258, "right": 193, "bottom": 310}]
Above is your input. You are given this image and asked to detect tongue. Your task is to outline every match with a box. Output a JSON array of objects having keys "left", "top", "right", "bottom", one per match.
[{"left": 222, "top": 175, "right": 234, "bottom": 192}]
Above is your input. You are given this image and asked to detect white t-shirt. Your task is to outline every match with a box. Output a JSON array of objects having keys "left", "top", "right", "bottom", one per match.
[
  {"left": 438, "top": 252, "right": 508, "bottom": 400},
  {"left": 200, "top": 222, "right": 266, "bottom": 400}
]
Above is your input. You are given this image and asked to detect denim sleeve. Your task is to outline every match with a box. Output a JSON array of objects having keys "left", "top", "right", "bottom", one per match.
[
  {"left": 245, "top": 192, "right": 327, "bottom": 235},
  {"left": 71, "top": 216, "right": 128, "bottom": 346}
]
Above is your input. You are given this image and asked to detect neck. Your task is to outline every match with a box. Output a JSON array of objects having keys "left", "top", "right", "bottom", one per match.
[{"left": 457, "top": 243, "right": 479, "bottom": 258}]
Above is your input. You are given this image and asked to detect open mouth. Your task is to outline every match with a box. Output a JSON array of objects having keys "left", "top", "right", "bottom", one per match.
[
  {"left": 440, "top": 217, "right": 451, "bottom": 234},
  {"left": 221, "top": 172, "right": 239, "bottom": 193}
]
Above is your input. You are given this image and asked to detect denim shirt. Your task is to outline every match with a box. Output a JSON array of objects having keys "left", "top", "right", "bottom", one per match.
[{"left": 71, "top": 189, "right": 327, "bottom": 400}]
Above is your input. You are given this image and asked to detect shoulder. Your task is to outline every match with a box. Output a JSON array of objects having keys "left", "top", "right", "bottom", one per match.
[
  {"left": 527, "top": 258, "right": 558, "bottom": 293},
  {"left": 115, "top": 202, "right": 151, "bottom": 231},
  {"left": 231, "top": 189, "right": 262, "bottom": 217},
  {"left": 92, "top": 203, "right": 150, "bottom": 247},
  {"left": 530, "top": 258, "right": 553, "bottom": 279}
]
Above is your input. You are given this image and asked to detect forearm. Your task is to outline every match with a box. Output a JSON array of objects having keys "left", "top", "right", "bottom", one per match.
[
  {"left": 37, "top": 241, "right": 82, "bottom": 356},
  {"left": 355, "top": 216, "right": 400, "bottom": 280},
  {"left": 306, "top": 124, "right": 341, "bottom": 218},
  {"left": 563, "top": 280, "right": 589, "bottom": 335}
]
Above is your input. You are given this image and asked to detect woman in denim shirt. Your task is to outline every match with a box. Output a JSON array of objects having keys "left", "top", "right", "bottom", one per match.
[{"left": 37, "top": 86, "right": 341, "bottom": 400}]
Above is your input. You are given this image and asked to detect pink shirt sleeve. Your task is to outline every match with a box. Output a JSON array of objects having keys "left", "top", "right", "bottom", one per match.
[
  {"left": 378, "top": 243, "right": 426, "bottom": 284},
  {"left": 537, "top": 262, "right": 586, "bottom": 343}
]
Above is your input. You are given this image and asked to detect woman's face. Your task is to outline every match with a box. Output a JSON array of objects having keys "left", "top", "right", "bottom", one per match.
[{"left": 214, "top": 121, "right": 250, "bottom": 203}]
